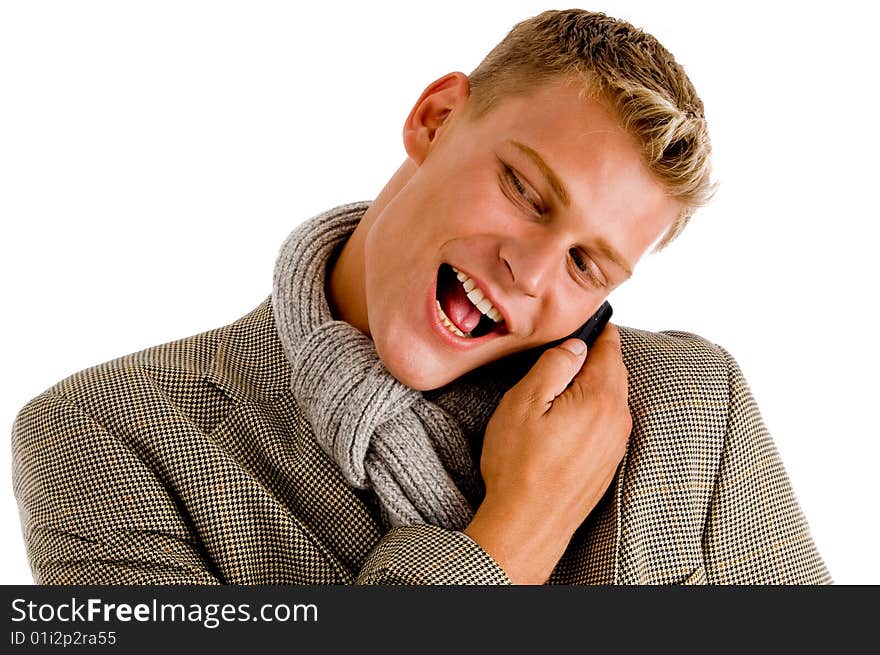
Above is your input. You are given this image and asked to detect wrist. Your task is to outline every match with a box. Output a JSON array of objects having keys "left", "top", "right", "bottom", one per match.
[{"left": 463, "top": 496, "right": 573, "bottom": 585}]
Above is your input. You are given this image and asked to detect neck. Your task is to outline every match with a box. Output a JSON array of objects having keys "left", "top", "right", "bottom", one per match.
[{"left": 326, "top": 158, "right": 418, "bottom": 337}]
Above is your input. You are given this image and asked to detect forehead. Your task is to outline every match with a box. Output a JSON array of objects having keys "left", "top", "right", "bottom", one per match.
[
  {"left": 484, "top": 83, "right": 638, "bottom": 171},
  {"left": 468, "top": 78, "right": 621, "bottom": 137}
]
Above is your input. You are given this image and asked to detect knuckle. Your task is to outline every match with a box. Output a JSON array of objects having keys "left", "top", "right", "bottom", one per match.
[
  {"left": 549, "top": 347, "right": 579, "bottom": 366},
  {"left": 507, "top": 386, "right": 541, "bottom": 415},
  {"left": 567, "top": 381, "right": 587, "bottom": 405},
  {"left": 522, "top": 388, "right": 544, "bottom": 412},
  {"left": 533, "top": 348, "right": 565, "bottom": 374}
]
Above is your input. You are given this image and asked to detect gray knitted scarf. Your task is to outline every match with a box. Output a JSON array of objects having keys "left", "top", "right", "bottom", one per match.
[{"left": 271, "top": 201, "right": 537, "bottom": 531}]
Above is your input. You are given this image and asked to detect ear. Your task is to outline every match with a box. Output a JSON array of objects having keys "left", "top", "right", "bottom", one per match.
[{"left": 402, "top": 71, "right": 470, "bottom": 165}]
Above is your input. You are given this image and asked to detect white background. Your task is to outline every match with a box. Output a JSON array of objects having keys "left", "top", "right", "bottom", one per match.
[{"left": 1, "top": 1, "right": 877, "bottom": 585}]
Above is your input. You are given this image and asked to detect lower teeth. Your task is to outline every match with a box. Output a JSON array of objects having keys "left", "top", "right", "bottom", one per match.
[{"left": 436, "top": 300, "right": 471, "bottom": 338}]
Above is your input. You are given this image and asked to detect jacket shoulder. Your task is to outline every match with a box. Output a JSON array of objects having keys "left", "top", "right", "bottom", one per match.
[
  {"left": 15, "top": 295, "right": 285, "bottom": 437},
  {"left": 617, "top": 325, "right": 730, "bottom": 417}
]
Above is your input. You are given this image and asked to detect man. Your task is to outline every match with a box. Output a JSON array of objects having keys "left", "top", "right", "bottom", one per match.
[{"left": 11, "top": 9, "right": 830, "bottom": 584}]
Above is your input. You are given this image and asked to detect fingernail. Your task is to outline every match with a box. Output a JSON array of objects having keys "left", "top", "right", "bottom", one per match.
[{"left": 560, "top": 339, "right": 587, "bottom": 355}]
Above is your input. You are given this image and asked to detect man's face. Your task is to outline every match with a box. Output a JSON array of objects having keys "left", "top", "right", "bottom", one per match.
[{"left": 363, "top": 77, "right": 681, "bottom": 390}]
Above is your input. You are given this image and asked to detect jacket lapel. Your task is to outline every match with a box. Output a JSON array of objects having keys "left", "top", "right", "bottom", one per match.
[{"left": 202, "top": 296, "right": 382, "bottom": 580}]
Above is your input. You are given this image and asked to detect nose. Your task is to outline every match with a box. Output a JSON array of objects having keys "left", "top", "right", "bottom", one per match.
[{"left": 500, "top": 237, "right": 561, "bottom": 298}]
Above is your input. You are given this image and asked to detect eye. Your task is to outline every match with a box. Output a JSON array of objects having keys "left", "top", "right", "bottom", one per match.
[
  {"left": 569, "top": 248, "right": 606, "bottom": 288},
  {"left": 502, "top": 164, "right": 542, "bottom": 214}
]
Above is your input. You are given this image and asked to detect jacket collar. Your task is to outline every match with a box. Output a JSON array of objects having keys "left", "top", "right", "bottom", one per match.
[{"left": 203, "top": 295, "right": 292, "bottom": 404}]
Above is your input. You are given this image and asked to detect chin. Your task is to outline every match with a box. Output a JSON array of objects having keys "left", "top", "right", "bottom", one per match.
[
  {"left": 399, "top": 373, "right": 446, "bottom": 392},
  {"left": 373, "top": 339, "right": 456, "bottom": 391},
  {"left": 380, "top": 354, "right": 451, "bottom": 392}
]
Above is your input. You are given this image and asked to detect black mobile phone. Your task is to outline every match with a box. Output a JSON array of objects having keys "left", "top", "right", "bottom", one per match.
[
  {"left": 547, "top": 301, "right": 613, "bottom": 351},
  {"left": 481, "top": 301, "right": 613, "bottom": 384},
  {"left": 571, "top": 301, "right": 613, "bottom": 349}
]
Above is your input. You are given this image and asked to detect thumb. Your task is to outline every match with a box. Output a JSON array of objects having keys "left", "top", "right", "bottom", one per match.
[{"left": 513, "top": 338, "right": 588, "bottom": 414}]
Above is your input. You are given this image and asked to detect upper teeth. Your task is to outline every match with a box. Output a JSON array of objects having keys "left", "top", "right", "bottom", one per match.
[{"left": 452, "top": 266, "right": 504, "bottom": 323}]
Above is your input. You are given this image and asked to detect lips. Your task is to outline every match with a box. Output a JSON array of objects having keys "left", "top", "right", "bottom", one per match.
[
  {"left": 435, "top": 264, "right": 484, "bottom": 335},
  {"left": 431, "top": 264, "right": 508, "bottom": 345}
]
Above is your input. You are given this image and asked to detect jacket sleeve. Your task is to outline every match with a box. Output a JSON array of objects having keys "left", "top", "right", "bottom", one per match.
[
  {"left": 354, "top": 525, "right": 512, "bottom": 585},
  {"left": 11, "top": 391, "right": 221, "bottom": 585},
  {"left": 702, "top": 346, "right": 832, "bottom": 584}
]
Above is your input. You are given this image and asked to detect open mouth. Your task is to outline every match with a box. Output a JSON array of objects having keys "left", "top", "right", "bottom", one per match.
[{"left": 434, "top": 263, "right": 507, "bottom": 340}]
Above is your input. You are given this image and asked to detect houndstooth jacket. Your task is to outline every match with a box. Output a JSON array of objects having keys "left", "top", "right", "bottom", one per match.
[{"left": 11, "top": 296, "right": 831, "bottom": 585}]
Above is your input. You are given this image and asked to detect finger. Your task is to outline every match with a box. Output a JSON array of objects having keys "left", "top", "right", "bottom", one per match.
[
  {"left": 510, "top": 339, "right": 588, "bottom": 415},
  {"left": 571, "top": 323, "right": 626, "bottom": 386},
  {"left": 582, "top": 323, "right": 623, "bottom": 377},
  {"left": 592, "top": 321, "right": 621, "bottom": 350}
]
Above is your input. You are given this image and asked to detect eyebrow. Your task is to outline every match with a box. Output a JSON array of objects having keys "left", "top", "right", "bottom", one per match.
[
  {"left": 596, "top": 238, "right": 633, "bottom": 279},
  {"left": 508, "top": 139, "right": 571, "bottom": 208},
  {"left": 507, "top": 138, "right": 634, "bottom": 280}
]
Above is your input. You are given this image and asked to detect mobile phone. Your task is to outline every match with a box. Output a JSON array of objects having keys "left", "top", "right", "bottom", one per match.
[
  {"left": 571, "top": 301, "right": 613, "bottom": 348},
  {"left": 547, "top": 301, "right": 613, "bottom": 351},
  {"left": 478, "top": 301, "right": 613, "bottom": 384}
]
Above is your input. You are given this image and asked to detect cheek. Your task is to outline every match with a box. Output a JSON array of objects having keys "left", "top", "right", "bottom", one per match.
[
  {"left": 362, "top": 215, "right": 425, "bottom": 305},
  {"left": 542, "top": 292, "right": 603, "bottom": 341}
]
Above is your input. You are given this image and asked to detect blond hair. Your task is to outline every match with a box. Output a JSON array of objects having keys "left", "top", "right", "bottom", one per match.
[{"left": 467, "top": 9, "right": 716, "bottom": 251}]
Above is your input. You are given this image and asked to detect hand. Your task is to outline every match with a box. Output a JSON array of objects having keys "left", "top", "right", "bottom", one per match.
[{"left": 463, "top": 324, "right": 632, "bottom": 584}]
